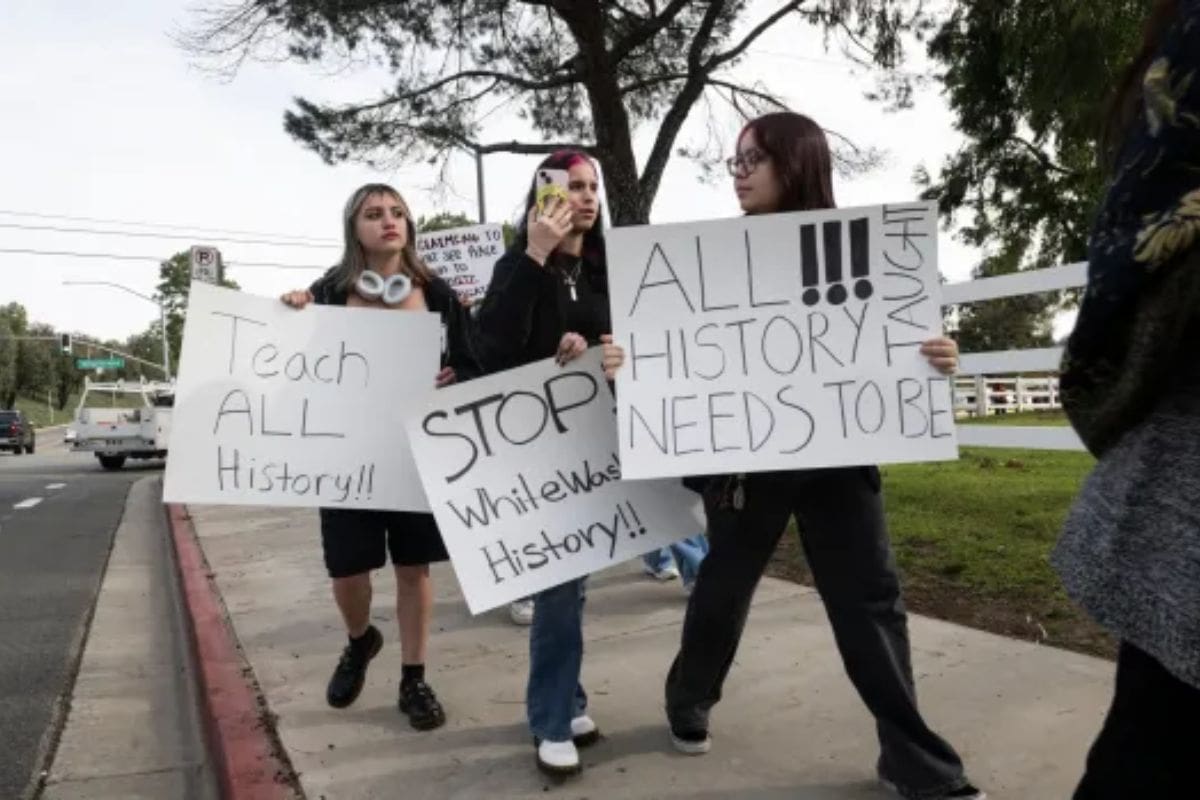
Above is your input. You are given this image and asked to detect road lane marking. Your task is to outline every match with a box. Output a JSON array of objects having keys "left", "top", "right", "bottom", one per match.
[
  {"left": 13, "top": 497, "right": 43, "bottom": 509},
  {"left": 46, "top": 483, "right": 66, "bottom": 490}
]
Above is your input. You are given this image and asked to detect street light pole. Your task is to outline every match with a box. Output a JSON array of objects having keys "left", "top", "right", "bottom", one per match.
[
  {"left": 474, "top": 147, "right": 487, "bottom": 223},
  {"left": 158, "top": 302, "right": 171, "bottom": 380},
  {"left": 62, "top": 280, "right": 171, "bottom": 380}
]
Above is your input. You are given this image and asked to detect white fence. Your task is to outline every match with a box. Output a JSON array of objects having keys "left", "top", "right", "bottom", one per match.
[
  {"left": 953, "top": 375, "right": 1061, "bottom": 416},
  {"left": 944, "top": 262, "right": 1088, "bottom": 452}
]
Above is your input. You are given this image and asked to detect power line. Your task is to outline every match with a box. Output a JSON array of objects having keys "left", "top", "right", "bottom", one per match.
[
  {"left": 0, "top": 221, "right": 339, "bottom": 249},
  {"left": 0, "top": 247, "right": 326, "bottom": 270},
  {"left": 0, "top": 208, "right": 338, "bottom": 245}
]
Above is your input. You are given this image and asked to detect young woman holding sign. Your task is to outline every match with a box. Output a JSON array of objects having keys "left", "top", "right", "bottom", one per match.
[
  {"left": 652, "top": 114, "right": 985, "bottom": 800},
  {"left": 473, "top": 150, "right": 629, "bottom": 776},
  {"left": 280, "top": 183, "right": 479, "bottom": 731}
]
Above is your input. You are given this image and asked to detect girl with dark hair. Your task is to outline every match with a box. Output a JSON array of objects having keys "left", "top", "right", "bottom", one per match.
[
  {"left": 279, "top": 183, "right": 480, "bottom": 731},
  {"left": 1053, "top": 1, "right": 1200, "bottom": 795},
  {"left": 651, "top": 113, "right": 985, "bottom": 800},
  {"left": 474, "top": 150, "right": 626, "bottom": 776}
]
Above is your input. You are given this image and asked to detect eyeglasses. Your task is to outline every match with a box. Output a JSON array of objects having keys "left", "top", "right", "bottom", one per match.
[{"left": 725, "top": 148, "right": 767, "bottom": 177}]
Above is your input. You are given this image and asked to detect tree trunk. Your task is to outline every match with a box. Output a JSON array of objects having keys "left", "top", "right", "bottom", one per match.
[{"left": 559, "top": 2, "right": 648, "bottom": 226}]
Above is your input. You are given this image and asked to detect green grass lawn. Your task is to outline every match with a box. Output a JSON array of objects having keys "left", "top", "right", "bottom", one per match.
[
  {"left": 957, "top": 409, "right": 1068, "bottom": 426},
  {"left": 13, "top": 394, "right": 80, "bottom": 429},
  {"left": 11, "top": 390, "right": 149, "bottom": 429},
  {"left": 767, "top": 443, "right": 1116, "bottom": 659}
]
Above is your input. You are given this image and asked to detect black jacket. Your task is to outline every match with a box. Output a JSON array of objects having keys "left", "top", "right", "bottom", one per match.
[
  {"left": 309, "top": 270, "right": 481, "bottom": 381},
  {"left": 474, "top": 249, "right": 609, "bottom": 372}
]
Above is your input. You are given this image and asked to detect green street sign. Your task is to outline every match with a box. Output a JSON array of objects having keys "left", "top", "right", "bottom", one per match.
[{"left": 76, "top": 357, "right": 125, "bottom": 370}]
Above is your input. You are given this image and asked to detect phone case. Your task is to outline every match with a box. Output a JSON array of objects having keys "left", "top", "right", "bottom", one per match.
[{"left": 535, "top": 169, "right": 570, "bottom": 213}]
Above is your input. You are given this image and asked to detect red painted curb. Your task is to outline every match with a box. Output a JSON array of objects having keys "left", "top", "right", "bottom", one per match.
[{"left": 166, "top": 503, "right": 296, "bottom": 800}]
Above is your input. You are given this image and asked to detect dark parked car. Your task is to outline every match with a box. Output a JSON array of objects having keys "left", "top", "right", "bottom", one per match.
[{"left": 0, "top": 410, "right": 35, "bottom": 454}]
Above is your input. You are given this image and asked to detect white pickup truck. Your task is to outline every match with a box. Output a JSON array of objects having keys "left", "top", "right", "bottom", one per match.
[{"left": 72, "top": 378, "right": 173, "bottom": 470}]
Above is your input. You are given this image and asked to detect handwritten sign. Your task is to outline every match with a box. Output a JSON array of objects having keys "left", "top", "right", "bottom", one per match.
[
  {"left": 416, "top": 223, "right": 504, "bottom": 303},
  {"left": 607, "top": 202, "right": 957, "bottom": 480},
  {"left": 405, "top": 349, "right": 701, "bottom": 613},
  {"left": 163, "top": 282, "right": 440, "bottom": 511}
]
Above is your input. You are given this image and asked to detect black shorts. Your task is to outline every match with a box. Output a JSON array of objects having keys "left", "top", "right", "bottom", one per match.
[{"left": 318, "top": 509, "right": 450, "bottom": 578}]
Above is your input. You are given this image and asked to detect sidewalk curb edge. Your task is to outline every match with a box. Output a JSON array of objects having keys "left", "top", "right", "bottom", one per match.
[{"left": 165, "top": 503, "right": 299, "bottom": 800}]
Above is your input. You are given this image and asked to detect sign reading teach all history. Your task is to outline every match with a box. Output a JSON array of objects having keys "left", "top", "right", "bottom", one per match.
[
  {"left": 405, "top": 349, "right": 701, "bottom": 613},
  {"left": 163, "top": 282, "right": 440, "bottom": 511},
  {"left": 607, "top": 202, "right": 958, "bottom": 480}
]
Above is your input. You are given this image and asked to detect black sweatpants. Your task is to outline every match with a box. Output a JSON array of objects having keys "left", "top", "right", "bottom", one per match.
[
  {"left": 665, "top": 467, "right": 968, "bottom": 797},
  {"left": 1074, "top": 642, "right": 1197, "bottom": 797}
]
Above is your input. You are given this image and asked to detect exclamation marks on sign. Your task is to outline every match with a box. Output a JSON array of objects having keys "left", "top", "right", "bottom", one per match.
[
  {"left": 823, "top": 221, "right": 845, "bottom": 304},
  {"left": 800, "top": 224, "right": 820, "bottom": 306},
  {"left": 849, "top": 217, "right": 873, "bottom": 300},
  {"left": 616, "top": 500, "right": 647, "bottom": 539},
  {"left": 799, "top": 216, "right": 873, "bottom": 306}
]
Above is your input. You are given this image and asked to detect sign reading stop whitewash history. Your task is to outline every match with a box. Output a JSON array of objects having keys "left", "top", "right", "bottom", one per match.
[
  {"left": 405, "top": 349, "right": 701, "bottom": 613},
  {"left": 415, "top": 224, "right": 504, "bottom": 303},
  {"left": 163, "top": 282, "right": 439, "bottom": 511},
  {"left": 608, "top": 202, "right": 957, "bottom": 480}
]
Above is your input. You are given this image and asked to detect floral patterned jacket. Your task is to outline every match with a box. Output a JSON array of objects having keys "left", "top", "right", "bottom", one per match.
[{"left": 1061, "top": 1, "right": 1200, "bottom": 455}]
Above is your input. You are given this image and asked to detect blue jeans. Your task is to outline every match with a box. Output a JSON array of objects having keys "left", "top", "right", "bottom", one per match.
[
  {"left": 527, "top": 577, "right": 588, "bottom": 741},
  {"left": 642, "top": 533, "right": 709, "bottom": 585}
]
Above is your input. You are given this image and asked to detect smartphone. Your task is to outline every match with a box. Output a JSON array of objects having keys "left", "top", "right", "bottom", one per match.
[{"left": 535, "top": 168, "right": 570, "bottom": 214}]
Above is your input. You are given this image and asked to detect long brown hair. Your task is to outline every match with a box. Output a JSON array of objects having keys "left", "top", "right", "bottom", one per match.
[
  {"left": 739, "top": 112, "right": 836, "bottom": 212},
  {"left": 1101, "top": 0, "right": 1182, "bottom": 170},
  {"left": 330, "top": 182, "right": 434, "bottom": 293}
]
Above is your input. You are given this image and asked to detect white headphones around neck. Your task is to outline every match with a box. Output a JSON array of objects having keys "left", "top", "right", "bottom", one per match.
[{"left": 355, "top": 269, "right": 412, "bottom": 305}]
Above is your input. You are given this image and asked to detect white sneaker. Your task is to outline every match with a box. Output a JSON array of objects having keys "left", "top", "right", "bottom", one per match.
[
  {"left": 536, "top": 738, "right": 580, "bottom": 776},
  {"left": 509, "top": 599, "right": 534, "bottom": 626},
  {"left": 880, "top": 777, "right": 987, "bottom": 800},
  {"left": 669, "top": 726, "right": 711, "bottom": 755},
  {"left": 570, "top": 714, "right": 600, "bottom": 747},
  {"left": 644, "top": 564, "right": 680, "bottom": 582}
]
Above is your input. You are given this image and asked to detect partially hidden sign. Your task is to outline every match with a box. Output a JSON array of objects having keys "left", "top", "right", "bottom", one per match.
[
  {"left": 163, "top": 282, "right": 439, "bottom": 511},
  {"left": 405, "top": 349, "right": 701, "bottom": 613},
  {"left": 416, "top": 223, "right": 504, "bottom": 303},
  {"left": 607, "top": 202, "right": 958, "bottom": 480}
]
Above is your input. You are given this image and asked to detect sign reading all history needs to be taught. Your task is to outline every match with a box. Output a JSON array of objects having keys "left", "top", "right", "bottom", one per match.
[
  {"left": 163, "top": 282, "right": 440, "bottom": 512},
  {"left": 405, "top": 349, "right": 701, "bottom": 613},
  {"left": 607, "top": 202, "right": 958, "bottom": 480}
]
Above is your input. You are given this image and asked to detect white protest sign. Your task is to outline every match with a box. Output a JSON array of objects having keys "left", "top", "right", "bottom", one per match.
[
  {"left": 607, "top": 202, "right": 957, "bottom": 480},
  {"left": 416, "top": 223, "right": 504, "bottom": 303},
  {"left": 404, "top": 349, "right": 701, "bottom": 614},
  {"left": 163, "top": 282, "right": 440, "bottom": 511}
]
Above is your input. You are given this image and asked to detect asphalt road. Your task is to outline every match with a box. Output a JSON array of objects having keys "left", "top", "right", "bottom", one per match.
[{"left": 0, "top": 429, "right": 165, "bottom": 800}]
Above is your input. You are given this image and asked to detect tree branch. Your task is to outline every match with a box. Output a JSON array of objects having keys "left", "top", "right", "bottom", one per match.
[
  {"left": 471, "top": 139, "right": 598, "bottom": 155},
  {"left": 609, "top": 0, "right": 693, "bottom": 63},
  {"left": 707, "top": 1, "right": 804, "bottom": 69},
  {"left": 619, "top": 73, "right": 682, "bottom": 93},
  {"left": 375, "top": 68, "right": 580, "bottom": 109},
  {"left": 706, "top": 78, "right": 789, "bottom": 112},
  {"left": 639, "top": 1, "right": 728, "bottom": 203},
  {"left": 1008, "top": 135, "right": 1077, "bottom": 177}
]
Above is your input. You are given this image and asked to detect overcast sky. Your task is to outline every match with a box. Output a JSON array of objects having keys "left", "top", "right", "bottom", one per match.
[{"left": 1, "top": 1, "right": 1008, "bottom": 344}]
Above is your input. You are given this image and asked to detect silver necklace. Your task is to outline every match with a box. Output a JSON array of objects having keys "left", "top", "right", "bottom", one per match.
[{"left": 561, "top": 259, "right": 583, "bottom": 302}]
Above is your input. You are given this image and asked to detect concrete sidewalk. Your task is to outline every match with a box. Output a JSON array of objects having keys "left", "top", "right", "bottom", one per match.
[
  {"left": 44, "top": 478, "right": 217, "bottom": 799},
  {"left": 189, "top": 502, "right": 1114, "bottom": 799}
]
